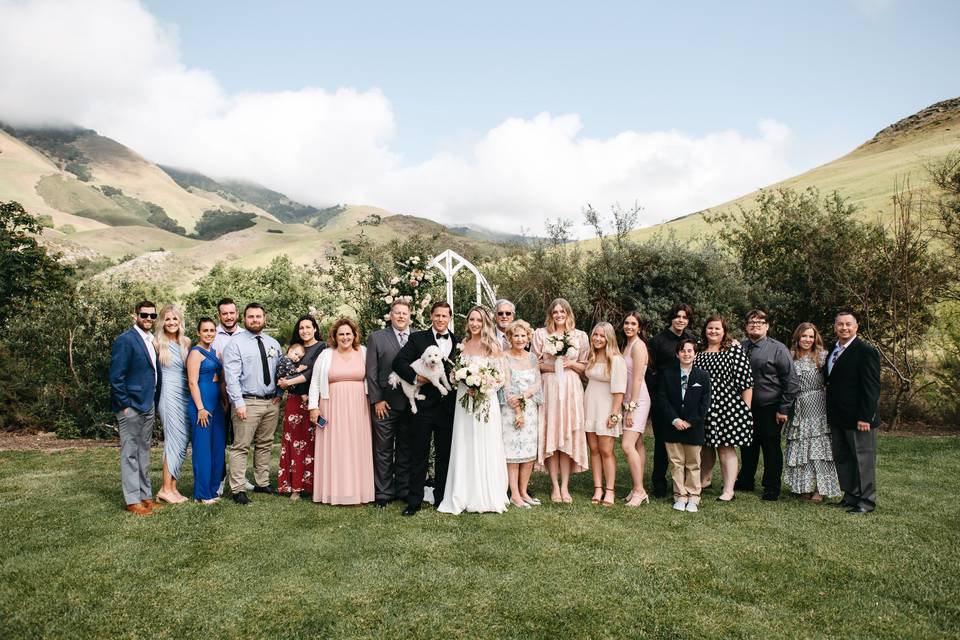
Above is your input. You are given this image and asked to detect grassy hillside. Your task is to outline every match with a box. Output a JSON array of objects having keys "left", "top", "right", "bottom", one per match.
[{"left": 621, "top": 97, "right": 960, "bottom": 244}]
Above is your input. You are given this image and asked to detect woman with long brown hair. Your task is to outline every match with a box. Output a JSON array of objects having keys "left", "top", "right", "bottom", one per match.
[
  {"left": 531, "top": 298, "right": 590, "bottom": 503},
  {"left": 784, "top": 322, "right": 840, "bottom": 501},
  {"left": 154, "top": 304, "right": 191, "bottom": 504},
  {"left": 620, "top": 311, "right": 652, "bottom": 506},
  {"left": 695, "top": 314, "right": 753, "bottom": 502}
]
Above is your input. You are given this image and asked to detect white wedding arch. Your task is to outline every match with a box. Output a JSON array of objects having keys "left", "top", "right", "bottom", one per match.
[{"left": 426, "top": 249, "right": 498, "bottom": 329}]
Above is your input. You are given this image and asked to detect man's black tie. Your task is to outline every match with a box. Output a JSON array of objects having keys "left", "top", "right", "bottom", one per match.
[
  {"left": 256, "top": 336, "right": 271, "bottom": 385},
  {"left": 435, "top": 333, "right": 450, "bottom": 340}
]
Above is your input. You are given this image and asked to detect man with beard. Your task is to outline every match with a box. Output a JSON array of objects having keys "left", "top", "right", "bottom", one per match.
[{"left": 211, "top": 298, "right": 253, "bottom": 495}]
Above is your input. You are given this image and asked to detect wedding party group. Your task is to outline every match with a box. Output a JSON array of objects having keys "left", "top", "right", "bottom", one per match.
[{"left": 109, "top": 294, "right": 880, "bottom": 518}]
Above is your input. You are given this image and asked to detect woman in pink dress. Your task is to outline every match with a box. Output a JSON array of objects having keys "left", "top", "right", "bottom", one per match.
[
  {"left": 532, "top": 298, "right": 589, "bottom": 503},
  {"left": 308, "top": 318, "right": 374, "bottom": 505},
  {"left": 620, "top": 311, "right": 652, "bottom": 507}
]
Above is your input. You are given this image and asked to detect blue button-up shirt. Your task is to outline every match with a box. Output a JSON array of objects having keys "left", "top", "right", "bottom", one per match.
[{"left": 222, "top": 330, "right": 282, "bottom": 408}]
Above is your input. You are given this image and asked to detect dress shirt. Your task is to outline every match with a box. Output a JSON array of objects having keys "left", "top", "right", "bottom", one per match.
[
  {"left": 393, "top": 327, "right": 409, "bottom": 347},
  {"left": 134, "top": 325, "right": 157, "bottom": 382},
  {"left": 828, "top": 336, "right": 856, "bottom": 375},
  {"left": 496, "top": 329, "right": 510, "bottom": 352},
  {"left": 222, "top": 330, "right": 281, "bottom": 409},
  {"left": 741, "top": 336, "right": 798, "bottom": 413},
  {"left": 212, "top": 325, "right": 243, "bottom": 358},
  {"left": 434, "top": 331, "right": 453, "bottom": 359}
]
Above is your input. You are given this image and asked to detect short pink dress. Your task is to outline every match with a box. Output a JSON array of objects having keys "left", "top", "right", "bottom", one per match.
[
  {"left": 532, "top": 328, "right": 590, "bottom": 473},
  {"left": 623, "top": 339, "right": 652, "bottom": 433},
  {"left": 313, "top": 349, "right": 374, "bottom": 505}
]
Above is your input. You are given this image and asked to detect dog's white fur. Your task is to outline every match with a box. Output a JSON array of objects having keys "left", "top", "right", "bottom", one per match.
[{"left": 387, "top": 345, "right": 452, "bottom": 414}]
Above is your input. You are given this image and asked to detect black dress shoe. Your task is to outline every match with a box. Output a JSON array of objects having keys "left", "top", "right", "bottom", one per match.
[
  {"left": 253, "top": 485, "right": 276, "bottom": 495},
  {"left": 847, "top": 505, "right": 872, "bottom": 514},
  {"left": 233, "top": 492, "right": 250, "bottom": 505},
  {"left": 401, "top": 505, "right": 420, "bottom": 517},
  {"left": 829, "top": 501, "right": 855, "bottom": 508},
  {"left": 761, "top": 493, "right": 779, "bottom": 501},
  {"left": 375, "top": 499, "right": 388, "bottom": 509},
  {"left": 734, "top": 481, "right": 755, "bottom": 492}
]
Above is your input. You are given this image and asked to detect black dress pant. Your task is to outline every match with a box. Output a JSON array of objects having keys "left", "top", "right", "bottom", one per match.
[
  {"left": 831, "top": 426, "right": 877, "bottom": 510},
  {"left": 405, "top": 403, "right": 453, "bottom": 508},
  {"left": 372, "top": 407, "right": 412, "bottom": 502},
  {"left": 737, "top": 403, "right": 783, "bottom": 495},
  {"left": 651, "top": 427, "right": 670, "bottom": 496}
]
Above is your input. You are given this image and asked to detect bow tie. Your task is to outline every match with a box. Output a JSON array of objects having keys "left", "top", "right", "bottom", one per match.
[{"left": 435, "top": 333, "right": 450, "bottom": 340}]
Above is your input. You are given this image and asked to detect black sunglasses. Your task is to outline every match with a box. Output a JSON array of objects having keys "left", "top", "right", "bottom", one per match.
[
  {"left": 496, "top": 311, "right": 514, "bottom": 317},
  {"left": 139, "top": 312, "right": 158, "bottom": 319}
]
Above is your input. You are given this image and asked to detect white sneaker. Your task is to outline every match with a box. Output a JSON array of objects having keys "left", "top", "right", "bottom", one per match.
[
  {"left": 244, "top": 480, "right": 255, "bottom": 492},
  {"left": 216, "top": 480, "right": 224, "bottom": 497},
  {"left": 672, "top": 500, "right": 686, "bottom": 511},
  {"left": 685, "top": 502, "right": 699, "bottom": 513}
]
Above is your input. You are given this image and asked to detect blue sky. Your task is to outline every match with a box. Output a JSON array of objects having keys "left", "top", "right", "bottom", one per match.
[{"left": 2, "top": 0, "right": 958, "bottom": 232}]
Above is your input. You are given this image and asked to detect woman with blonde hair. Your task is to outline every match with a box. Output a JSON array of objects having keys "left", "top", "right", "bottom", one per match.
[
  {"left": 784, "top": 322, "right": 840, "bottom": 501},
  {"left": 438, "top": 305, "right": 510, "bottom": 514},
  {"left": 154, "top": 304, "right": 191, "bottom": 504},
  {"left": 583, "top": 322, "right": 627, "bottom": 506},
  {"left": 309, "top": 317, "right": 374, "bottom": 505},
  {"left": 501, "top": 319, "right": 542, "bottom": 508},
  {"left": 531, "top": 298, "right": 590, "bottom": 503}
]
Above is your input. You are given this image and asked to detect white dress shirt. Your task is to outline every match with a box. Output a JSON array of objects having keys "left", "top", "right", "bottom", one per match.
[
  {"left": 434, "top": 331, "right": 453, "bottom": 359},
  {"left": 134, "top": 325, "right": 157, "bottom": 382},
  {"left": 828, "top": 336, "right": 856, "bottom": 374}
]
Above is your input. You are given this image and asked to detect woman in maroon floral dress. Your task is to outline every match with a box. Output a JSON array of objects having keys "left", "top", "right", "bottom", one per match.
[{"left": 277, "top": 315, "right": 326, "bottom": 499}]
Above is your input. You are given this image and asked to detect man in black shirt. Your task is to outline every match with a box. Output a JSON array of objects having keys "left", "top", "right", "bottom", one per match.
[{"left": 646, "top": 303, "right": 699, "bottom": 498}]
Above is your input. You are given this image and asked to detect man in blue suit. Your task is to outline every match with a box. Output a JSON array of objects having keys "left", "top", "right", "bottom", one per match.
[{"left": 110, "top": 300, "right": 163, "bottom": 515}]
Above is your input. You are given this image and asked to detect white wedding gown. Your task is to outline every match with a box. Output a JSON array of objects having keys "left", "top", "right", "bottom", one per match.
[{"left": 437, "top": 356, "right": 510, "bottom": 515}]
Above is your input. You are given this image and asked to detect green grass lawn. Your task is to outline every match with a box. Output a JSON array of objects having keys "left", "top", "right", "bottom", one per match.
[{"left": 1, "top": 435, "right": 958, "bottom": 639}]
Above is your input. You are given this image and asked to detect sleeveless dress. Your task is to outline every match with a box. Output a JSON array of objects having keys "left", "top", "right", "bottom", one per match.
[
  {"left": 278, "top": 342, "right": 325, "bottom": 495},
  {"left": 188, "top": 346, "right": 225, "bottom": 501},
  {"left": 783, "top": 354, "right": 841, "bottom": 497},
  {"left": 313, "top": 349, "right": 374, "bottom": 505},
  {"left": 694, "top": 345, "right": 754, "bottom": 447},
  {"left": 158, "top": 343, "right": 190, "bottom": 479},
  {"left": 438, "top": 355, "right": 510, "bottom": 514},
  {"left": 500, "top": 352, "right": 542, "bottom": 464},
  {"left": 583, "top": 356, "right": 627, "bottom": 437},
  {"left": 622, "top": 339, "right": 652, "bottom": 433},
  {"left": 532, "top": 328, "right": 590, "bottom": 472}
]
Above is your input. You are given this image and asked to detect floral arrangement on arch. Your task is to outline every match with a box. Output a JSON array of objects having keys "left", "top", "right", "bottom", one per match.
[{"left": 375, "top": 255, "right": 440, "bottom": 330}]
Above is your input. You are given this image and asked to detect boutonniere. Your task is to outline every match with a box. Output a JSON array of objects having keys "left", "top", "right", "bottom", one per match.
[{"left": 267, "top": 346, "right": 278, "bottom": 358}]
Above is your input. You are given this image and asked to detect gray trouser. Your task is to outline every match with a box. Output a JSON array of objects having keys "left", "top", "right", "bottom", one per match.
[
  {"left": 372, "top": 407, "right": 412, "bottom": 502},
  {"left": 831, "top": 426, "right": 877, "bottom": 510},
  {"left": 118, "top": 407, "right": 155, "bottom": 505}
]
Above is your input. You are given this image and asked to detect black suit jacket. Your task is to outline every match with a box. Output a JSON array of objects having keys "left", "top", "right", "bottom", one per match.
[
  {"left": 823, "top": 336, "right": 881, "bottom": 430},
  {"left": 392, "top": 329, "right": 459, "bottom": 413},
  {"left": 654, "top": 363, "right": 711, "bottom": 445}
]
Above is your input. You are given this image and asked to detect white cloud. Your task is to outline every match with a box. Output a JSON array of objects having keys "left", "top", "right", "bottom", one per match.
[{"left": 0, "top": 0, "right": 794, "bottom": 236}]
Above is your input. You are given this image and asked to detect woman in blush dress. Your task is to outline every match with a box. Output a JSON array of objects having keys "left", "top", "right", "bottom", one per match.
[
  {"left": 186, "top": 317, "right": 226, "bottom": 504},
  {"left": 532, "top": 298, "right": 590, "bottom": 503},
  {"left": 620, "top": 311, "right": 652, "bottom": 507},
  {"left": 308, "top": 318, "right": 374, "bottom": 506},
  {"left": 583, "top": 322, "right": 627, "bottom": 507},
  {"left": 438, "top": 305, "right": 510, "bottom": 514},
  {"left": 784, "top": 322, "right": 840, "bottom": 502},
  {"left": 154, "top": 304, "right": 191, "bottom": 504},
  {"left": 277, "top": 315, "right": 326, "bottom": 501},
  {"left": 695, "top": 315, "right": 753, "bottom": 502},
  {"left": 501, "top": 319, "right": 542, "bottom": 509}
]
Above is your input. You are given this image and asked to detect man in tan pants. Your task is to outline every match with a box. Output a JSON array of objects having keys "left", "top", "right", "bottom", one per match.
[{"left": 221, "top": 303, "right": 282, "bottom": 505}]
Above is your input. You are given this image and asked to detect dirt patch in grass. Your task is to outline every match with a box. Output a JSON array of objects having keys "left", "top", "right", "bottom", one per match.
[{"left": 0, "top": 431, "right": 117, "bottom": 452}]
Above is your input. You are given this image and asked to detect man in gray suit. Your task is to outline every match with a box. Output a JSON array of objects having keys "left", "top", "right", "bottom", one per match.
[
  {"left": 494, "top": 299, "right": 516, "bottom": 352},
  {"left": 366, "top": 300, "right": 414, "bottom": 508}
]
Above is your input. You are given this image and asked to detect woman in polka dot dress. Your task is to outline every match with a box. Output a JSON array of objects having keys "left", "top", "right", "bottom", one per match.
[{"left": 694, "top": 314, "right": 753, "bottom": 502}]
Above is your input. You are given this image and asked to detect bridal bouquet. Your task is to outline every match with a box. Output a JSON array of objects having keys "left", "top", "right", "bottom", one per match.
[
  {"left": 542, "top": 331, "right": 579, "bottom": 379},
  {"left": 450, "top": 351, "right": 504, "bottom": 422}
]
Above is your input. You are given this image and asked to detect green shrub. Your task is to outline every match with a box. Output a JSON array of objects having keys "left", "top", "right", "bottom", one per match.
[{"left": 191, "top": 209, "right": 257, "bottom": 240}]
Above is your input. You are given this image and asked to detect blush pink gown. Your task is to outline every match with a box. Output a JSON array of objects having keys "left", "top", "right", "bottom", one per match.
[{"left": 532, "top": 327, "right": 590, "bottom": 473}]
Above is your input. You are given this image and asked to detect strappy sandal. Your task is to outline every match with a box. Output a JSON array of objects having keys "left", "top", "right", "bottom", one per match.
[
  {"left": 602, "top": 488, "right": 616, "bottom": 507},
  {"left": 591, "top": 486, "right": 603, "bottom": 505}
]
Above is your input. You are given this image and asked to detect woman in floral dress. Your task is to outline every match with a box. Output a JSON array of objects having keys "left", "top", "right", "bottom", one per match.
[
  {"left": 501, "top": 319, "right": 542, "bottom": 508},
  {"left": 784, "top": 322, "right": 840, "bottom": 501}
]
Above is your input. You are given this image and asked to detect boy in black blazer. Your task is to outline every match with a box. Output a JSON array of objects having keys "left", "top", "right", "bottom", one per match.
[{"left": 655, "top": 338, "right": 712, "bottom": 513}]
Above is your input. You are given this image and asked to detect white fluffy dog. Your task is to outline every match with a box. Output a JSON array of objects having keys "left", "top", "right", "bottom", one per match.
[{"left": 387, "top": 345, "right": 452, "bottom": 414}]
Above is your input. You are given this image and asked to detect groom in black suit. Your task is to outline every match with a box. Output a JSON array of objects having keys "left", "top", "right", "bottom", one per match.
[
  {"left": 392, "top": 301, "right": 458, "bottom": 516},
  {"left": 823, "top": 310, "right": 881, "bottom": 514}
]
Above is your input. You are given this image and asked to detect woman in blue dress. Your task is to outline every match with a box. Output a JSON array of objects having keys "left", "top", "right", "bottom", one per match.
[
  {"left": 187, "top": 317, "right": 226, "bottom": 504},
  {"left": 155, "top": 305, "right": 191, "bottom": 504}
]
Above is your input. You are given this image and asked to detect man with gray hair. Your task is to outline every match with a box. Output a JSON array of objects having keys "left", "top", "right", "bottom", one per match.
[{"left": 494, "top": 299, "right": 516, "bottom": 351}]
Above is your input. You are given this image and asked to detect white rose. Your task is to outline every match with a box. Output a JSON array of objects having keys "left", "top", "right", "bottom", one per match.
[
  {"left": 384, "top": 295, "right": 394, "bottom": 304},
  {"left": 465, "top": 375, "right": 480, "bottom": 387},
  {"left": 390, "top": 276, "right": 401, "bottom": 285},
  {"left": 455, "top": 369, "right": 468, "bottom": 381},
  {"left": 467, "top": 363, "right": 480, "bottom": 375},
  {"left": 390, "top": 287, "right": 399, "bottom": 296}
]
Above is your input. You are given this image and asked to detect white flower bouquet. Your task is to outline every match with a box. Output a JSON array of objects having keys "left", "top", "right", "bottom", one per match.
[
  {"left": 543, "top": 331, "right": 579, "bottom": 379},
  {"left": 450, "top": 351, "right": 504, "bottom": 422}
]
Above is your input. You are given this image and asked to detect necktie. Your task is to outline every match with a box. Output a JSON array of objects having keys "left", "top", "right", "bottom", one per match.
[
  {"left": 680, "top": 371, "right": 688, "bottom": 399},
  {"left": 830, "top": 345, "right": 845, "bottom": 371},
  {"left": 256, "top": 336, "right": 270, "bottom": 385},
  {"left": 435, "top": 333, "right": 449, "bottom": 341},
  {"left": 398, "top": 332, "right": 408, "bottom": 346}
]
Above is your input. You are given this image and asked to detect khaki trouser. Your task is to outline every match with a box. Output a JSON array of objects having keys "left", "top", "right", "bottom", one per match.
[
  {"left": 666, "top": 442, "right": 702, "bottom": 505},
  {"left": 229, "top": 399, "right": 280, "bottom": 493}
]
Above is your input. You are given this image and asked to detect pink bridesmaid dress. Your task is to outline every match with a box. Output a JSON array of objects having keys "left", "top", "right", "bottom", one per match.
[
  {"left": 532, "top": 327, "right": 590, "bottom": 473},
  {"left": 313, "top": 349, "right": 375, "bottom": 505}
]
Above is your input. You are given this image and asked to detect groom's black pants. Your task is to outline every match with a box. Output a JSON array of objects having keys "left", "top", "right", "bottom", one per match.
[{"left": 405, "top": 403, "right": 453, "bottom": 509}]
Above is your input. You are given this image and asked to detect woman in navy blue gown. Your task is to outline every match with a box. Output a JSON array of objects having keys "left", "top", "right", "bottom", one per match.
[{"left": 187, "top": 317, "right": 226, "bottom": 503}]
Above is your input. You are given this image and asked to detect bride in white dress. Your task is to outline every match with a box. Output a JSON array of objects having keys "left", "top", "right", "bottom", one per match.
[{"left": 438, "top": 306, "right": 510, "bottom": 515}]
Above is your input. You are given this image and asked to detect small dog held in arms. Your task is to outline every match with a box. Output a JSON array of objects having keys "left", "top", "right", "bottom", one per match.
[{"left": 387, "top": 345, "right": 452, "bottom": 414}]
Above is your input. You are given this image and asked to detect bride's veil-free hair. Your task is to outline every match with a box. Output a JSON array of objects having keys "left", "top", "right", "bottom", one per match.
[{"left": 463, "top": 305, "right": 500, "bottom": 356}]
